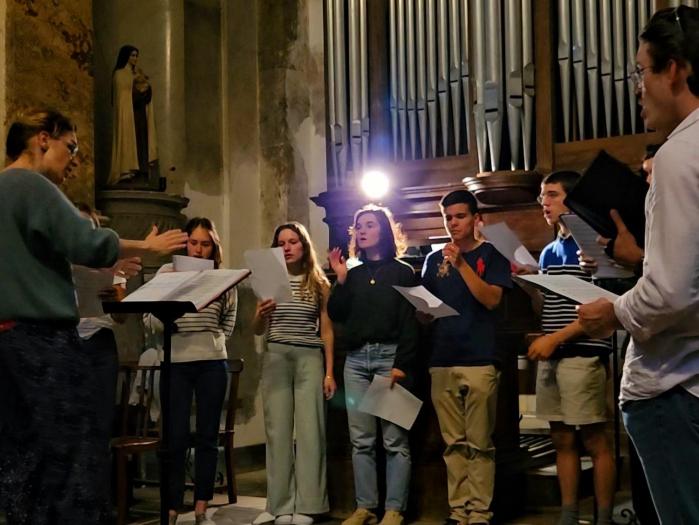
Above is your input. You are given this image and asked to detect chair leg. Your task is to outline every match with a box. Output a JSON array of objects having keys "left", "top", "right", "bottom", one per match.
[
  {"left": 116, "top": 451, "right": 129, "bottom": 525},
  {"left": 224, "top": 437, "right": 237, "bottom": 504}
]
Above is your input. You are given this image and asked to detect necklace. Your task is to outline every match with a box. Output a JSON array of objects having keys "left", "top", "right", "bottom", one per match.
[{"left": 365, "top": 263, "right": 383, "bottom": 285}]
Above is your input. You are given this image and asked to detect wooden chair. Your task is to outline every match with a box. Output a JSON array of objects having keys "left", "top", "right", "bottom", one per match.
[
  {"left": 113, "top": 364, "right": 161, "bottom": 525},
  {"left": 112, "top": 358, "right": 244, "bottom": 525}
]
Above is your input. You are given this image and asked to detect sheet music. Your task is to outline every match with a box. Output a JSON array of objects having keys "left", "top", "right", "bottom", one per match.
[
  {"left": 393, "top": 286, "right": 460, "bottom": 319},
  {"left": 357, "top": 375, "right": 423, "bottom": 430},
  {"left": 514, "top": 274, "right": 619, "bottom": 304},
  {"left": 244, "top": 247, "right": 293, "bottom": 303},
  {"left": 172, "top": 255, "right": 214, "bottom": 272},
  {"left": 480, "top": 222, "right": 539, "bottom": 270},
  {"left": 123, "top": 269, "right": 251, "bottom": 310},
  {"left": 73, "top": 265, "right": 117, "bottom": 317},
  {"left": 559, "top": 214, "right": 633, "bottom": 279}
]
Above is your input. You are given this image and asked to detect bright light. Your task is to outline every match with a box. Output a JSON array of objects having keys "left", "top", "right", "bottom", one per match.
[{"left": 360, "top": 170, "right": 390, "bottom": 200}]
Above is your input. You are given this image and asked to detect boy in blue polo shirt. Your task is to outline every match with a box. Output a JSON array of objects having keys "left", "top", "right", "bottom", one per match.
[{"left": 421, "top": 190, "right": 512, "bottom": 525}]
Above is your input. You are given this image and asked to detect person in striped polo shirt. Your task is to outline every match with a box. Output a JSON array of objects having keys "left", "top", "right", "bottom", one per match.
[
  {"left": 252, "top": 222, "right": 336, "bottom": 525},
  {"left": 528, "top": 171, "right": 616, "bottom": 525}
]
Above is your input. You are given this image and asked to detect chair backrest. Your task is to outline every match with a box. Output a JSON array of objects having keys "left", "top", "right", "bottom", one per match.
[{"left": 117, "top": 363, "right": 161, "bottom": 439}]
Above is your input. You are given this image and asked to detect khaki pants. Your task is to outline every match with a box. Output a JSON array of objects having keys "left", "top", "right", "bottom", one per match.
[{"left": 430, "top": 366, "right": 500, "bottom": 525}]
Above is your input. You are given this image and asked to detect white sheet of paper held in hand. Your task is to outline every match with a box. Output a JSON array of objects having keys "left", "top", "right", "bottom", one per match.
[
  {"left": 514, "top": 274, "right": 619, "bottom": 304},
  {"left": 172, "top": 255, "right": 214, "bottom": 272},
  {"left": 393, "top": 285, "right": 459, "bottom": 319},
  {"left": 479, "top": 222, "right": 539, "bottom": 270},
  {"left": 244, "top": 247, "right": 293, "bottom": 303},
  {"left": 73, "top": 265, "right": 116, "bottom": 317},
  {"left": 357, "top": 375, "right": 423, "bottom": 430},
  {"left": 559, "top": 214, "right": 634, "bottom": 279}
]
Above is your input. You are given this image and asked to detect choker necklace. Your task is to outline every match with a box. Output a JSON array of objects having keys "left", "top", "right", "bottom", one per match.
[{"left": 366, "top": 264, "right": 383, "bottom": 285}]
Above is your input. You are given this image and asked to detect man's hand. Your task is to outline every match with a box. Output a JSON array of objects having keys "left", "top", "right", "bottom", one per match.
[
  {"left": 328, "top": 247, "right": 348, "bottom": 285},
  {"left": 527, "top": 334, "right": 559, "bottom": 361},
  {"left": 577, "top": 250, "right": 598, "bottom": 275},
  {"left": 442, "top": 243, "right": 465, "bottom": 269},
  {"left": 609, "top": 209, "right": 644, "bottom": 267},
  {"left": 390, "top": 368, "right": 407, "bottom": 388},
  {"left": 577, "top": 298, "right": 620, "bottom": 338}
]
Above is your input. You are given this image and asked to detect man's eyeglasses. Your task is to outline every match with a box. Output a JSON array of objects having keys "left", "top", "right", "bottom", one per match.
[{"left": 630, "top": 65, "right": 651, "bottom": 90}]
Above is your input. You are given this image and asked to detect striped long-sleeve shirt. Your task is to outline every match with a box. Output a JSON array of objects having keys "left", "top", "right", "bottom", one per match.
[
  {"left": 143, "top": 263, "right": 238, "bottom": 362},
  {"left": 540, "top": 235, "right": 612, "bottom": 359}
]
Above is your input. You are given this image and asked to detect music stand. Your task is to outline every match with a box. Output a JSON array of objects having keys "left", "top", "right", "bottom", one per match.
[{"left": 103, "top": 300, "right": 196, "bottom": 525}]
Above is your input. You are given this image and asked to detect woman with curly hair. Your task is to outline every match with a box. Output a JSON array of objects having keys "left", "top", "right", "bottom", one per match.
[{"left": 327, "top": 205, "right": 418, "bottom": 525}]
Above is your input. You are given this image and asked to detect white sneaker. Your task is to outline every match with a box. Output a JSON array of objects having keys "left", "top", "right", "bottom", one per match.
[
  {"left": 275, "top": 515, "right": 293, "bottom": 525},
  {"left": 291, "top": 514, "right": 313, "bottom": 525},
  {"left": 253, "top": 512, "right": 276, "bottom": 525}
]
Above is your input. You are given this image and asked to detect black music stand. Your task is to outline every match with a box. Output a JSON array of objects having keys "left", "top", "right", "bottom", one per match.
[{"left": 103, "top": 300, "right": 196, "bottom": 525}]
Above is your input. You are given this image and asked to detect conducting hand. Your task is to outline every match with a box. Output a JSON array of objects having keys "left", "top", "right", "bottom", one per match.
[
  {"left": 112, "top": 257, "right": 142, "bottom": 279},
  {"left": 144, "top": 225, "right": 188, "bottom": 256}
]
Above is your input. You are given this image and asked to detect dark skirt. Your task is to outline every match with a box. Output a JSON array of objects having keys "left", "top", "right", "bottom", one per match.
[{"left": 0, "top": 322, "right": 107, "bottom": 524}]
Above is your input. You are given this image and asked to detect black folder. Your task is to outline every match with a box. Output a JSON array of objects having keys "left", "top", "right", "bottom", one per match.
[{"left": 564, "top": 150, "right": 648, "bottom": 248}]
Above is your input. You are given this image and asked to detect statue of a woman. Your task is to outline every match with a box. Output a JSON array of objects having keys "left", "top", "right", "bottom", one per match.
[{"left": 109, "top": 45, "right": 158, "bottom": 185}]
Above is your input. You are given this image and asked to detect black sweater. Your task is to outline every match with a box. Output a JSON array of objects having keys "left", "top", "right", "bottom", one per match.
[{"left": 327, "top": 258, "right": 419, "bottom": 373}]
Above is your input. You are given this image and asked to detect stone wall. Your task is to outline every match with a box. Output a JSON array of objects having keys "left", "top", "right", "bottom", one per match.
[{"left": 2, "top": 0, "right": 94, "bottom": 205}]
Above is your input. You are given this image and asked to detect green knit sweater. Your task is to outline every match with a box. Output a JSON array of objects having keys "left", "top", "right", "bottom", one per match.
[{"left": 0, "top": 169, "right": 119, "bottom": 322}]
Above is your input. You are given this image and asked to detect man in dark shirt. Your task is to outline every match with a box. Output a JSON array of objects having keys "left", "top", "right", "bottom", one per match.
[{"left": 421, "top": 190, "right": 511, "bottom": 525}]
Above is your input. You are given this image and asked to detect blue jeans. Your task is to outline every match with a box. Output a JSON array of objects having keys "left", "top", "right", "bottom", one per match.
[
  {"left": 344, "top": 343, "right": 411, "bottom": 511},
  {"left": 622, "top": 386, "right": 699, "bottom": 525},
  {"left": 164, "top": 359, "right": 228, "bottom": 509}
]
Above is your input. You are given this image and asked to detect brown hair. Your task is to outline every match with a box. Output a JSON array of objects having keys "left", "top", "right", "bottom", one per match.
[
  {"left": 272, "top": 222, "right": 329, "bottom": 301},
  {"left": 185, "top": 217, "right": 223, "bottom": 269},
  {"left": 5, "top": 108, "right": 76, "bottom": 161},
  {"left": 348, "top": 204, "right": 407, "bottom": 261}
]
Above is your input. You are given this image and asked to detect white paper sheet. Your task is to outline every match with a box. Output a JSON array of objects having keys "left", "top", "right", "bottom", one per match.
[
  {"left": 480, "top": 222, "right": 539, "bottom": 270},
  {"left": 393, "top": 285, "right": 459, "bottom": 319},
  {"left": 514, "top": 274, "right": 619, "bottom": 304},
  {"left": 172, "top": 254, "right": 214, "bottom": 272},
  {"left": 559, "top": 214, "right": 634, "bottom": 279},
  {"left": 72, "top": 265, "right": 116, "bottom": 317},
  {"left": 357, "top": 375, "right": 423, "bottom": 430},
  {"left": 244, "top": 247, "right": 293, "bottom": 303}
]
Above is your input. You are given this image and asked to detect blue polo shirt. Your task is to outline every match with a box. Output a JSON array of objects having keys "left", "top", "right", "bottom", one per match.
[{"left": 422, "top": 242, "right": 512, "bottom": 367}]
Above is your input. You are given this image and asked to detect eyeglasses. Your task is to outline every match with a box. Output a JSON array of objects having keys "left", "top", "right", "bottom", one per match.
[
  {"left": 630, "top": 65, "right": 651, "bottom": 90},
  {"left": 63, "top": 140, "right": 79, "bottom": 159}
]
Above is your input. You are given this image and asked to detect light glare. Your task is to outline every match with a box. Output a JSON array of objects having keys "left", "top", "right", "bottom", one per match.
[{"left": 360, "top": 170, "right": 390, "bottom": 200}]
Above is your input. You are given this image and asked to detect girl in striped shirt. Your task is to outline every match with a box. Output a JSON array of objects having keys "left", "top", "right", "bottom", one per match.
[
  {"left": 253, "top": 222, "right": 336, "bottom": 525},
  {"left": 145, "top": 217, "right": 237, "bottom": 525}
]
